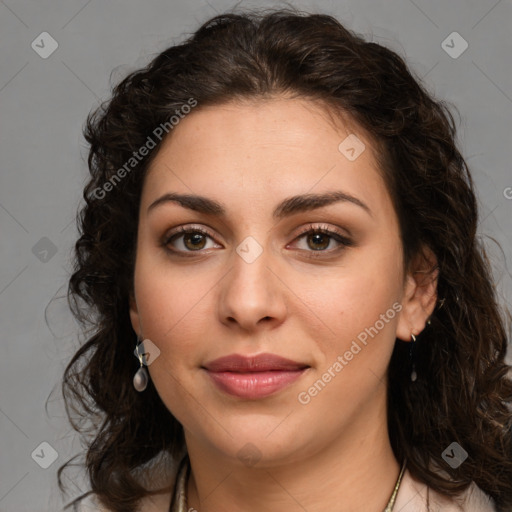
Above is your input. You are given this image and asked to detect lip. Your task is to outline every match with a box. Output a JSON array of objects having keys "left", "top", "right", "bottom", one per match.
[
  {"left": 203, "top": 353, "right": 309, "bottom": 372},
  {"left": 202, "top": 353, "right": 310, "bottom": 399}
]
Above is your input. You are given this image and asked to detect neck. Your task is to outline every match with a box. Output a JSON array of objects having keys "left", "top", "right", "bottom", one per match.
[{"left": 184, "top": 392, "right": 401, "bottom": 512}]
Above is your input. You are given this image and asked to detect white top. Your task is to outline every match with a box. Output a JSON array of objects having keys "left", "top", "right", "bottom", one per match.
[
  {"left": 78, "top": 455, "right": 498, "bottom": 511},
  {"left": 393, "top": 467, "right": 497, "bottom": 511}
]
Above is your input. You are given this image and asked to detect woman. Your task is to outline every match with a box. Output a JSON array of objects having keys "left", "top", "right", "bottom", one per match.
[{"left": 59, "top": 8, "right": 512, "bottom": 512}]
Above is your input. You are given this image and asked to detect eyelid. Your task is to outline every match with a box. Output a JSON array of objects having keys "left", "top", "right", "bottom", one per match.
[
  {"left": 162, "top": 224, "right": 219, "bottom": 248},
  {"left": 291, "top": 223, "right": 352, "bottom": 242},
  {"left": 287, "top": 223, "right": 354, "bottom": 256}
]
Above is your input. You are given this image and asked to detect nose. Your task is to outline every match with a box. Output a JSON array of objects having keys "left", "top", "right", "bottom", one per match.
[{"left": 217, "top": 240, "right": 288, "bottom": 332}]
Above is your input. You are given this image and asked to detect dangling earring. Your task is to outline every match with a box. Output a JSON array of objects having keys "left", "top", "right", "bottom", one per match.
[
  {"left": 133, "top": 337, "right": 149, "bottom": 392},
  {"left": 409, "top": 333, "right": 417, "bottom": 382}
]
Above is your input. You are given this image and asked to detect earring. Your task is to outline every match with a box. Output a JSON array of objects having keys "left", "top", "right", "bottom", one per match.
[
  {"left": 409, "top": 334, "right": 417, "bottom": 382},
  {"left": 133, "top": 337, "right": 149, "bottom": 392}
]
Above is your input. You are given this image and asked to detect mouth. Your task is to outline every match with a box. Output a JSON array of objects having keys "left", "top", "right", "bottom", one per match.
[{"left": 202, "top": 353, "right": 310, "bottom": 399}]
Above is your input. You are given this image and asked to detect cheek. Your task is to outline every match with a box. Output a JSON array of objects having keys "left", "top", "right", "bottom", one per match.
[
  {"left": 134, "top": 247, "right": 211, "bottom": 335},
  {"left": 297, "top": 275, "right": 400, "bottom": 422},
  {"left": 305, "top": 244, "right": 403, "bottom": 383},
  {"left": 133, "top": 258, "right": 208, "bottom": 423},
  {"left": 132, "top": 263, "right": 211, "bottom": 401},
  {"left": 311, "top": 246, "right": 402, "bottom": 331}
]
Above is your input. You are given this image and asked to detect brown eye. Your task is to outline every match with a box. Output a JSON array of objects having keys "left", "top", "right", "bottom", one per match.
[
  {"left": 182, "top": 232, "right": 207, "bottom": 250},
  {"left": 305, "top": 232, "right": 331, "bottom": 251},
  {"left": 290, "top": 224, "right": 354, "bottom": 257},
  {"left": 162, "top": 226, "right": 219, "bottom": 255}
]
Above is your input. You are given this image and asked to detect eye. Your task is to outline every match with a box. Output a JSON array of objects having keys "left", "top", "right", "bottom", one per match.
[
  {"left": 289, "top": 224, "right": 354, "bottom": 256},
  {"left": 162, "top": 226, "right": 220, "bottom": 256}
]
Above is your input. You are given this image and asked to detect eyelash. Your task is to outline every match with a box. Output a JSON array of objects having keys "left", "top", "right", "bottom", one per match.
[{"left": 162, "top": 223, "right": 354, "bottom": 259}]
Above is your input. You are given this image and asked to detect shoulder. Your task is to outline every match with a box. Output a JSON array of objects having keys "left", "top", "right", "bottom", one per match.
[
  {"left": 394, "top": 468, "right": 497, "bottom": 512},
  {"left": 76, "top": 451, "right": 185, "bottom": 512},
  {"left": 76, "top": 491, "right": 173, "bottom": 512}
]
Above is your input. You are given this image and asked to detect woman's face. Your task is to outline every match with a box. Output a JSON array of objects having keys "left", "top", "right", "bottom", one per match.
[{"left": 130, "top": 97, "right": 416, "bottom": 467}]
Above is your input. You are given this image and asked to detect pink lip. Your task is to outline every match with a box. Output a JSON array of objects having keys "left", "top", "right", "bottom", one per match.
[{"left": 202, "top": 353, "right": 310, "bottom": 399}]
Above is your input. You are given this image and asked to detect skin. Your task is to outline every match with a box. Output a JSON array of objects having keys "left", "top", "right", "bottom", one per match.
[{"left": 129, "top": 96, "right": 438, "bottom": 512}]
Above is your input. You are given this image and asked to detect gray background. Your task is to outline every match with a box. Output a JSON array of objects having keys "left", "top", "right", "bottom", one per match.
[{"left": 0, "top": 0, "right": 511, "bottom": 510}]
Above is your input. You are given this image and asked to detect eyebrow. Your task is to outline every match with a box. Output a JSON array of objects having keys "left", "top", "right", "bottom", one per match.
[{"left": 147, "top": 190, "right": 372, "bottom": 219}]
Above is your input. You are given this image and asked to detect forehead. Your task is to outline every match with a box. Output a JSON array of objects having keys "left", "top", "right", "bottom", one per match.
[
  {"left": 141, "top": 97, "right": 392, "bottom": 220},
  {"left": 149, "top": 96, "right": 376, "bottom": 162}
]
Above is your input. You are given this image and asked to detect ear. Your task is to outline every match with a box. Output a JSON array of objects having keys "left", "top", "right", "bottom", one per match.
[
  {"left": 129, "top": 291, "right": 142, "bottom": 338},
  {"left": 396, "top": 245, "right": 439, "bottom": 341}
]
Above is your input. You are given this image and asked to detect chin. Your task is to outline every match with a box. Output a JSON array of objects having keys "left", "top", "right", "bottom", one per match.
[{"left": 195, "top": 417, "right": 316, "bottom": 468}]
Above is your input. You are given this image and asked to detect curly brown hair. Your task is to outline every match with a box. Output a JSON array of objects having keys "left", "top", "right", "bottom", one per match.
[{"left": 57, "top": 7, "right": 512, "bottom": 512}]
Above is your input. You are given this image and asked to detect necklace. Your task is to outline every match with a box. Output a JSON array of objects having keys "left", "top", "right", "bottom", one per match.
[
  {"left": 384, "top": 460, "right": 407, "bottom": 511},
  {"left": 172, "top": 456, "right": 407, "bottom": 512}
]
